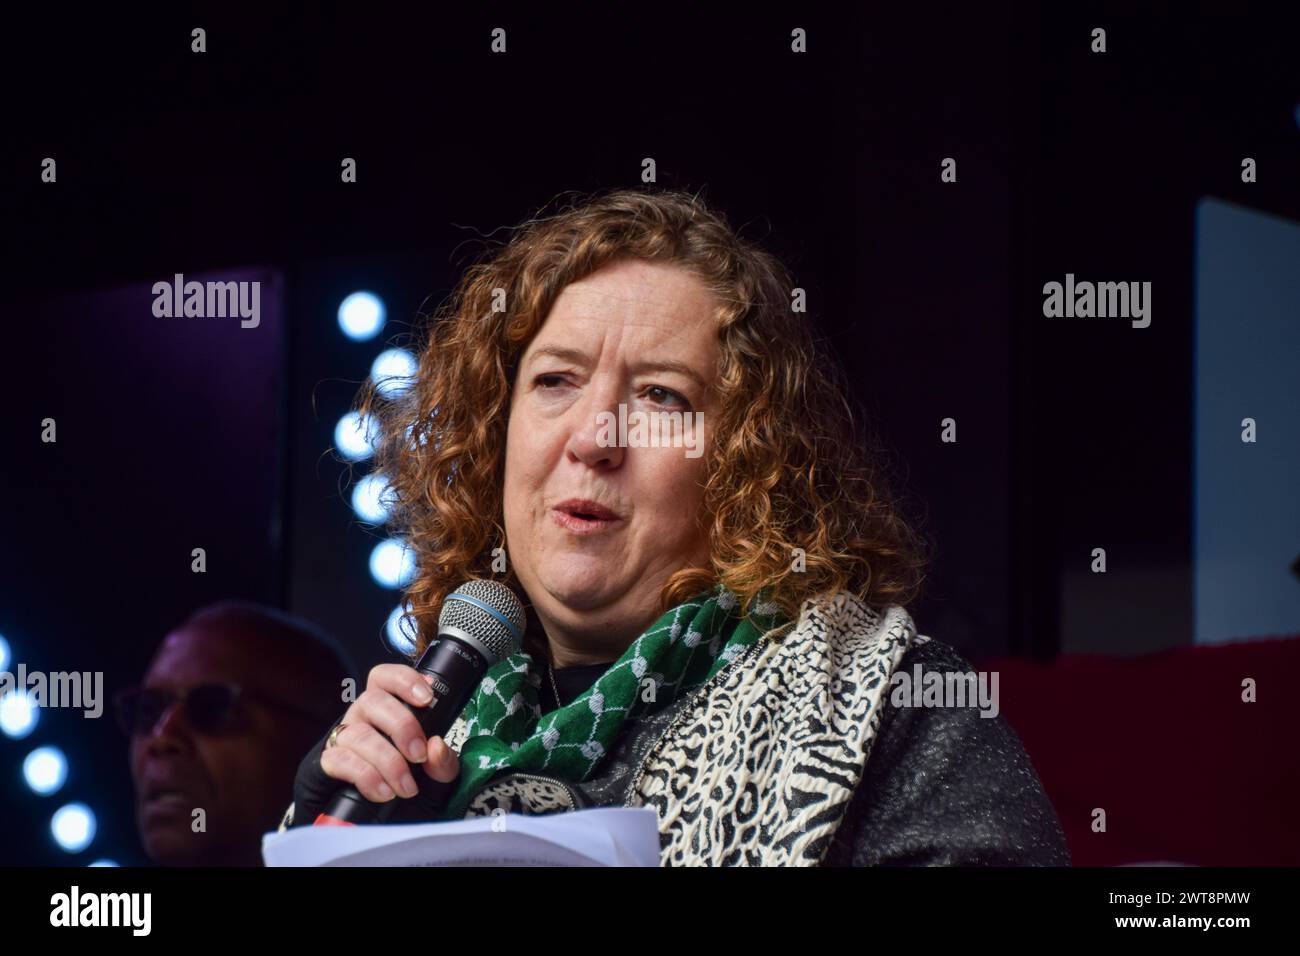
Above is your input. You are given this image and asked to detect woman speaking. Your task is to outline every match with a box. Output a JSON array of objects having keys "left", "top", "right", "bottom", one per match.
[{"left": 284, "top": 188, "right": 1070, "bottom": 866}]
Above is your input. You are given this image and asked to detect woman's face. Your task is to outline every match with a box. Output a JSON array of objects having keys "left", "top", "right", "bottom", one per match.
[{"left": 503, "top": 258, "right": 721, "bottom": 650}]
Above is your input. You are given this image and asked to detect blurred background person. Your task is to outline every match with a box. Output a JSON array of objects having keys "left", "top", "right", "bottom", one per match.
[{"left": 115, "top": 601, "right": 354, "bottom": 866}]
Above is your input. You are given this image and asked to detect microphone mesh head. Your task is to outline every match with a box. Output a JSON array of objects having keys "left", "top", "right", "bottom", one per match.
[{"left": 437, "top": 579, "right": 525, "bottom": 662}]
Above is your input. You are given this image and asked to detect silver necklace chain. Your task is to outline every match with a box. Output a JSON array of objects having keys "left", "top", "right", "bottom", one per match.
[{"left": 547, "top": 653, "right": 562, "bottom": 710}]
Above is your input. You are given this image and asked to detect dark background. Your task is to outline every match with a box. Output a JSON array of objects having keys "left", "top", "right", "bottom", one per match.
[{"left": 1, "top": 4, "right": 1297, "bottom": 864}]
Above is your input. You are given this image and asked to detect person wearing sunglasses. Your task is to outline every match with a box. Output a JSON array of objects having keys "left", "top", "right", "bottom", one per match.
[{"left": 118, "top": 600, "right": 354, "bottom": 866}]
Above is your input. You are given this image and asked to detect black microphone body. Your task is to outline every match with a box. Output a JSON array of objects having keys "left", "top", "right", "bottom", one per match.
[
  {"left": 313, "top": 579, "right": 525, "bottom": 826},
  {"left": 316, "top": 635, "right": 489, "bottom": 825}
]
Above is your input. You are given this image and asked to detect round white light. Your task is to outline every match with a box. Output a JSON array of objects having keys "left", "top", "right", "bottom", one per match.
[
  {"left": 334, "top": 411, "right": 378, "bottom": 461},
  {"left": 369, "top": 538, "right": 417, "bottom": 589},
  {"left": 351, "top": 473, "right": 394, "bottom": 525},
  {"left": 23, "top": 745, "right": 68, "bottom": 795},
  {"left": 371, "top": 348, "right": 418, "bottom": 399},
  {"left": 51, "top": 802, "right": 96, "bottom": 853},
  {"left": 385, "top": 605, "right": 419, "bottom": 657},
  {"left": 0, "top": 689, "right": 39, "bottom": 739},
  {"left": 337, "top": 291, "right": 386, "bottom": 341}
]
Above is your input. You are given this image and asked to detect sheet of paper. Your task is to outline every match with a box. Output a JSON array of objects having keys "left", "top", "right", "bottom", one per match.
[{"left": 262, "top": 806, "right": 661, "bottom": 867}]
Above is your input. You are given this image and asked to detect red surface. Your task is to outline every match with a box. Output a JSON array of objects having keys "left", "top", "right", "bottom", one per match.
[{"left": 976, "top": 634, "right": 1300, "bottom": 866}]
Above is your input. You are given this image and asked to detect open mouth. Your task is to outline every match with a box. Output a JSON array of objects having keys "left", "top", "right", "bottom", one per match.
[
  {"left": 553, "top": 499, "right": 622, "bottom": 533},
  {"left": 144, "top": 784, "right": 193, "bottom": 806}
]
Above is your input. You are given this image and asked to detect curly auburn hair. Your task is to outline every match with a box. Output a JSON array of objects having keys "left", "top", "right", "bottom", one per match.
[{"left": 354, "top": 187, "right": 932, "bottom": 657}]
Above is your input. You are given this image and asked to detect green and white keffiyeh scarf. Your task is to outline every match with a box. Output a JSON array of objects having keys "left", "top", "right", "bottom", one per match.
[{"left": 437, "top": 583, "right": 788, "bottom": 820}]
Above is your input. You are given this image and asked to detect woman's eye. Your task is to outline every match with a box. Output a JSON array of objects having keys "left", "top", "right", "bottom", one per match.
[
  {"left": 535, "top": 374, "right": 568, "bottom": 389},
  {"left": 645, "top": 386, "right": 690, "bottom": 409}
]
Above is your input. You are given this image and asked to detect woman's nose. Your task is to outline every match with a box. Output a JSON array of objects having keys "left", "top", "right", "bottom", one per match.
[{"left": 564, "top": 385, "right": 625, "bottom": 469}]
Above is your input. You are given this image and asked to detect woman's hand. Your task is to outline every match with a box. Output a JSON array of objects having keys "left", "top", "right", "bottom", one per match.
[{"left": 320, "top": 663, "right": 461, "bottom": 803}]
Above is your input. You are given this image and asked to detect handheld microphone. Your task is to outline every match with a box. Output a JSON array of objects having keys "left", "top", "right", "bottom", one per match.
[{"left": 314, "top": 578, "right": 525, "bottom": 825}]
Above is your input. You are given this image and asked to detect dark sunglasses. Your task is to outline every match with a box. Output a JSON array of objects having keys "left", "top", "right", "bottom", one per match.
[{"left": 113, "top": 683, "right": 331, "bottom": 737}]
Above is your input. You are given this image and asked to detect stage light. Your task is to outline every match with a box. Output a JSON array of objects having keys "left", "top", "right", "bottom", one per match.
[
  {"left": 0, "top": 634, "right": 9, "bottom": 671},
  {"left": 337, "top": 291, "right": 386, "bottom": 341},
  {"left": 23, "top": 746, "right": 67, "bottom": 795},
  {"left": 334, "top": 411, "right": 378, "bottom": 461},
  {"left": 0, "top": 688, "right": 39, "bottom": 739},
  {"left": 88, "top": 859, "right": 119, "bottom": 867},
  {"left": 385, "top": 604, "right": 419, "bottom": 657},
  {"left": 371, "top": 348, "right": 418, "bottom": 399},
  {"left": 369, "top": 538, "right": 416, "bottom": 589},
  {"left": 51, "top": 802, "right": 96, "bottom": 853},
  {"left": 351, "top": 473, "right": 394, "bottom": 525}
]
